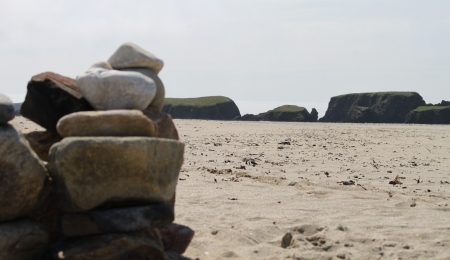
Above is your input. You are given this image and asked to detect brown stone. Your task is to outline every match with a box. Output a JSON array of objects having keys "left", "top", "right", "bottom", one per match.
[
  {"left": 20, "top": 72, "right": 93, "bottom": 133},
  {"left": 159, "top": 223, "right": 194, "bottom": 254},
  {"left": 48, "top": 137, "right": 184, "bottom": 212},
  {"left": 0, "top": 124, "right": 50, "bottom": 221},
  {"left": 57, "top": 110, "right": 156, "bottom": 137},
  {"left": 24, "top": 130, "right": 62, "bottom": 161},
  {"left": 143, "top": 110, "right": 179, "bottom": 140}
]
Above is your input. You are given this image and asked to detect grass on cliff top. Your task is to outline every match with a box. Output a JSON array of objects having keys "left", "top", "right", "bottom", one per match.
[
  {"left": 267, "top": 105, "right": 307, "bottom": 113},
  {"left": 164, "top": 96, "right": 232, "bottom": 107},
  {"left": 413, "top": 106, "right": 450, "bottom": 112},
  {"left": 335, "top": 91, "right": 418, "bottom": 98}
]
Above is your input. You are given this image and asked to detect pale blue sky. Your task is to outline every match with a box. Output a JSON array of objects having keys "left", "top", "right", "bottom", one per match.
[{"left": 1, "top": 0, "right": 449, "bottom": 116}]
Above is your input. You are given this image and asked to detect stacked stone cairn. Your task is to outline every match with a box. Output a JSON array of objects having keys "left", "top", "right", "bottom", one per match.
[{"left": 0, "top": 43, "right": 194, "bottom": 260}]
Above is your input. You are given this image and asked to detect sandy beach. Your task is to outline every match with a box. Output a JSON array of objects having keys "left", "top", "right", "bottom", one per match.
[
  {"left": 11, "top": 117, "right": 450, "bottom": 259},
  {"left": 173, "top": 120, "right": 450, "bottom": 260}
]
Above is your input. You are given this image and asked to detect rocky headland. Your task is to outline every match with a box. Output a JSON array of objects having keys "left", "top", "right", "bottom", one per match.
[
  {"left": 236, "top": 105, "right": 316, "bottom": 122},
  {"left": 405, "top": 105, "right": 450, "bottom": 124},
  {"left": 162, "top": 96, "right": 240, "bottom": 120},
  {"left": 319, "top": 91, "right": 426, "bottom": 123}
]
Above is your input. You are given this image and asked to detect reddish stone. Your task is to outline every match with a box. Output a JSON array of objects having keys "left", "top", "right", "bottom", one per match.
[
  {"left": 21, "top": 72, "right": 93, "bottom": 133},
  {"left": 159, "top": 223, "right": 194, "bottom": 254}
]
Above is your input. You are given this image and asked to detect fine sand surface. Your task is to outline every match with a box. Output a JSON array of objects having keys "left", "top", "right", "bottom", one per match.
[
  {"left": 173, "top": 120, "right": 450, "bottom": 260},
  {"left": 10, "top": 117, "right": 450, "bottom": 259}
]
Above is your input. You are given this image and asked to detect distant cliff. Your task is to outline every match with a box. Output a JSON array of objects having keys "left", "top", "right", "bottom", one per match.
[
  {"left": 162, "top": 96, "right": 241, "bottom": 120},
  {"left": 319, "top": 92, "right": 426, "bottom": 123},
  {"left": 405, "top": 106, "right": 450, "bottom": 124},
  {"left": 235, "top": 105, "right": 314, "bottom": 122}
]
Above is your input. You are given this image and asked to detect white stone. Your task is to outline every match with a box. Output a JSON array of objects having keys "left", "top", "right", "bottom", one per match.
[
  {"left": 108, "top": 42, "right": 164, "bottom": 74},
  {"left": 77, "top": 62, "right": 157, "bottom": 110},
  {"left": 120, "top": 68, "right": 165, "bottom": 112}
]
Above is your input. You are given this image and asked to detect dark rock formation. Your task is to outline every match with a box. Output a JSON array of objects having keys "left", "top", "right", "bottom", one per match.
[
  {"left": 0, "top": 218, "right": 49, "bottom": 260},
  {"left": 405, "top": 106, "right": 450, "bottom": 124},
  {"left": 61, "top": 204, "right": 174, "bottom": 237},
  {"left": 20, "top": 72, "right": 93, "bottom": 133},
  {"left": 162, "top": 96, "right": 241, "bottom": 120},
  {"left": 237, "top": 114, "right": 260, "bottom": 121},
  {"left": 346, "top": 106, "right": 379, "bottom": 123},
  {"left": 319, "top": 92, "right": 426, "bottom": 123},
  {"left": 436, "top": 100, "right": 450, "bottom": 106},
  {"left": 310, "top": 108, "right": 318, "bottom": 122},
  {"left": 236, "top": 105, "right": 313, "bottom": 122}
]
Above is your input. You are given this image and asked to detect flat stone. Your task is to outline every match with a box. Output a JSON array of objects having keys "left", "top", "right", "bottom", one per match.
[
  {"left": 24, "top": 130, "right": 62, "bottom": 161},
  {"left": 0, "top": 93, "right": 15, "bottom": 123},
  {"left": 143, "top": 110, "right": 180, "bottom": 140},
  {"left": 108, "top": 42, "right": 164, "bottom": 74},
  {"left": 57, "top": 110, "right": 155, "bottom": 137},
  {"left": 120, "top": 68, "right": 165, "bottom": 112},
  {"left": 0, "top": 124, "right": 49, "bottom": 221},
  {"left": 159, "top": 223, "right": 195, "bottom": 254},
  {"left": 0, "top": 218, "right": 49, "bottom": 260},
  {"left": 20, "top": 72, "right": 93, "bottom": 133},
  {"left": 77, "top": 62, "right": 156, "bottom": 110},
  {"left": 50, "top": 232, "right": 165, "bottom": 260},
  {"left": 48, "top": 137, "right": 184, "bottom": 212},
  {"left": 61, "top": 204, "right": 174, "bottom": 237}
]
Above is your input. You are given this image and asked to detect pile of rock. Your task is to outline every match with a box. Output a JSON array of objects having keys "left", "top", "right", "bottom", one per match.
[
  {"left": 0, "top": 93, "right": 50, "bottom": 259},
  {"left": 0, "top": 43, "right": 193, "bottom": 259}
]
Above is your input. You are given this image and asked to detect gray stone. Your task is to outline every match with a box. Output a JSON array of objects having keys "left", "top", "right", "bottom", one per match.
[
  {"left": 77, "top": 62, "right": 156, "bottom": 110},
  {"left": 0, "top": 93, "right": 15, "bottom": 123},
  {"left": 281, "top": 232, "right": 292, "bottom": 248},
  {"left": 51, "top": 232, "right": 165, "bottom": 260},
  {"left": 120, "top": 68, "right": 165, "bottom": 112},
  {"left": 0, "top": 124, "right": 49, "bottom": 221},
  {"left": 57, "top": 110, "right": 155, "bottom": 137},
  {"left": 61, "top": 204, "right": 174, "bottom": 237},
  {"left": 108, "top": 42, "right": 164, "bottom": 74},
  {"left": 48, "top": 137, "right": 184, "bottom": 212},
  {"left": 0, "top": 218, "right": 49, "bottom": 260}
]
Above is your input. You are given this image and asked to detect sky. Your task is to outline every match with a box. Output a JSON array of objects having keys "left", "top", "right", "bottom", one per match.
[{"left": 1, "top": 0, "right": 449, "bottom": 117}]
